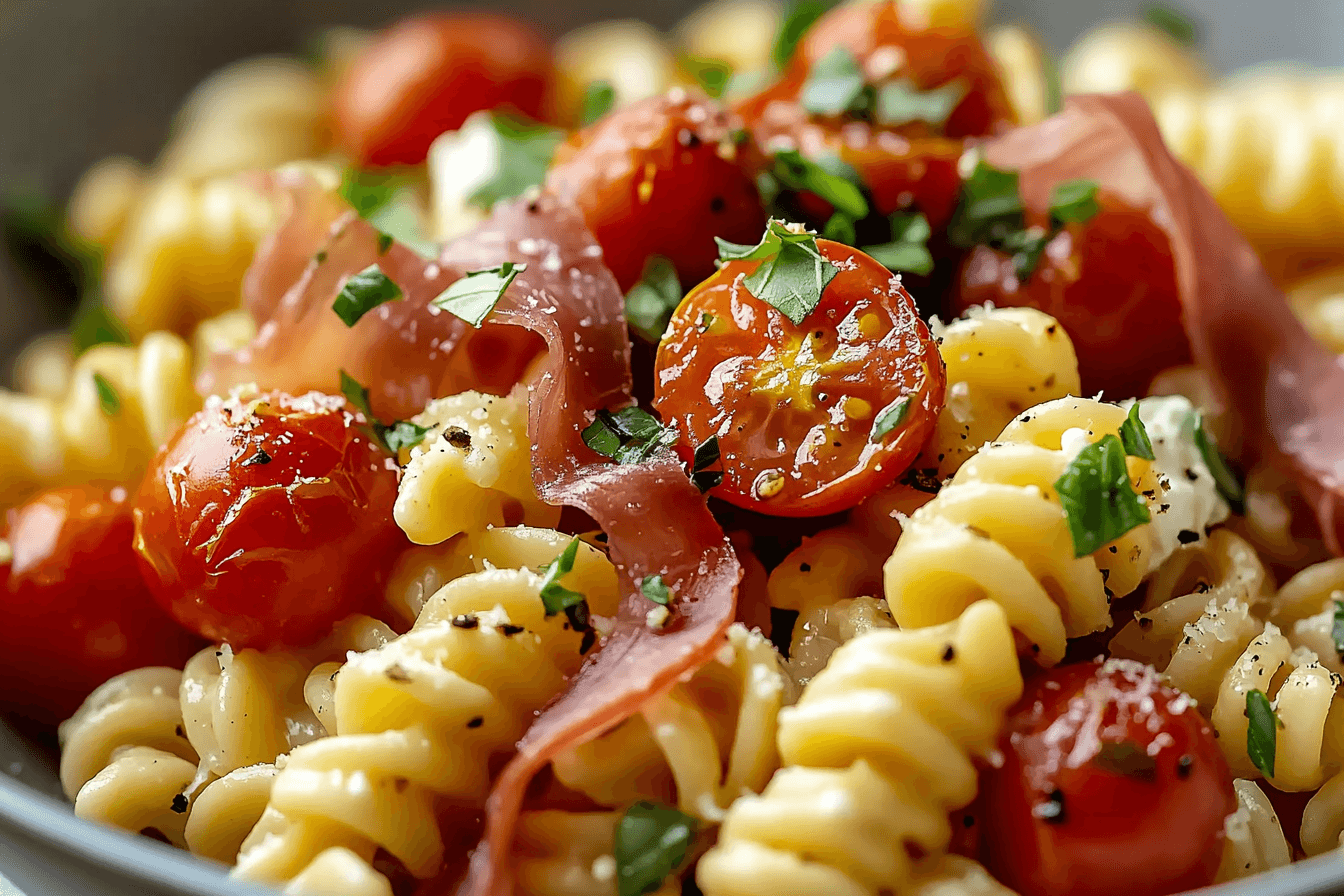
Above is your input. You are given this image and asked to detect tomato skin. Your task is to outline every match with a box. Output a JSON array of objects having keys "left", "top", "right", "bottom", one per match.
[
  {"left": 654, "top": 239, "right": 944, "bottom": 517},
  {"left": 133, "top": 390, "right": 405, "bottom": 649},
  {"left": 333, "top": 12, "right": 554, "bottom": 167},
  {"left": 545, "top": 91, "right": 768, "bottom": 292},
  {"left": 980, "top": 659, "right": 1235, "bottom": 896},
  {"left": 952, "top": 196, "right": 1190, "bottom": 399},
  {"left": 1, "top": 485, "right": 203, "bottom": 725}
]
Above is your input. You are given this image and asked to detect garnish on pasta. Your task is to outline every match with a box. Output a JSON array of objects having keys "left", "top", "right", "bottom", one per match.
[
  {"left": 332, "top": 263, "right": 403, "bottom": 326},
  {"left": 1054, "top": 434, "right": 1152, "bottom": 557},
  {"left": 431, "top": 262, "right": 525, "bottom": 327},
  {"left": 615, "top": 801, "right": 699, "bottom": 896}
]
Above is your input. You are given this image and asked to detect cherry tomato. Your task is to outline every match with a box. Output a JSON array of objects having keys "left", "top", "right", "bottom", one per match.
[
  {"left": 545, "top": 91, "right": 768, "bottom": 292},
  {"left": 333, "top": 12, "right": 554, "bottom": 167},
  {"left": 654, "top": 237, "right": 944, "bottom": 516},
  {"left": 1, "top": 485, "right": 203, "bottom": 725},
  {"left": 953, "top": 194, "right": 1189, "bottom": 399},
  {"left": 980, "top": 659, "right": 1235, "bottom": 896},
  {"left": 134, "top": 390, "right": 405, "bottom": 648}
]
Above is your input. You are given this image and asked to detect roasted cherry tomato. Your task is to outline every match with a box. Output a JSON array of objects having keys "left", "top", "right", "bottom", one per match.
[
  {"left": 980, "top": 659, "right": 1235, "bottom": 896},
  {"left": 545, "top": 91, "right": 768, "bottom": 292},
  {"left": 134, "top": 390, "right": 405, "bottom": 648},
  {"left": 1, "top": 485, "right": 202, "bottom": 724},
  {"left": 333, "top": 12, "right": 554, "bottom": 167},
  {"left": 654, "top": 236, "right": 944, "bottom": 516},
  {"left": 953, "top": 193, "right": 1189, "bottom": 399}
]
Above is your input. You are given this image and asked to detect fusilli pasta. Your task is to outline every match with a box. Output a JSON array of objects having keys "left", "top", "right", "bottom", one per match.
[
  {"left": 1217, "top": 778, "right": 1292, "bottom": 881},
  {"left": 1285, "top": 267, "right": 1344, "bottom": 354}
]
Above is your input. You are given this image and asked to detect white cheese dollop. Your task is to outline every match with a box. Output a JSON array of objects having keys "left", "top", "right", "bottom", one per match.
[{"left": 427, "top": 111, "right": 500, "bottom": 241}]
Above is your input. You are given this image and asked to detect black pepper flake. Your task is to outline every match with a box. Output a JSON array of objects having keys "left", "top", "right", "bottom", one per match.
[
  {"left": 580, "top": 629, "right": 597, "bottom": 654},
  {"left": 500, "top": 623, "right": 526, "bottom": 637},
  {"left": 467, "top": 716, "right": 484, "bottom": 729},
  {"left": 1176, "top": 755, "right": 1194, "bottom": 779},
  {"left": 1046, "top": 325, "right": 1057, "bottom": 335},
  {"left": 443, "top": 426, "right": 473, "bottom": 450},
  {"left": 1034, "top": 789, "right": 1067, "bottom": 824},
  {"left": 315, "top": 250, "right": 328, "bottom": 264},
  {"left": 1138, "top": 616, "right": 1153, "bottom": 630},
  {"left": 170, "top": 794, "right": 189, "bottom": 814},
  {"left": 385, "top": 664, "right": 411, "bottom": 682},
  {"left": 800, "top": 562, "right": 812, "bottom": 573},
  {"left": 394, "top": 777, "right": 409, "bottom": 792},
  {"left": 1108, "top": 545, "right": 1118, "bottom": 554},
  {"left": 677, "top": 129, "right": 703, "bottom": 148},
  {"left": 1185, "top": 468, "right": 1199, "bottom": 481},
  {"left": 241, "top": 447, "right": 273, "bottom": 467},
  {"left": 1177, "top": 530, "right": 1200, "bottom": 545},
  {"left": 710, "top": 196, "right": 726, "bottom": 213},
  {"left": 962, "top": 814, "right": 975, "bottom": 828},
  {"left": 175, "top": 725, "right": 185, "bottom": 739},
  {"left": 451, "top": 615, "right": 479, "bottom": 629},
  {"left": 899, "top": 467, "right": 943, "bottom": 495},
  {"left": 941, "top": 645, "right": 956, "bottom": 662}
]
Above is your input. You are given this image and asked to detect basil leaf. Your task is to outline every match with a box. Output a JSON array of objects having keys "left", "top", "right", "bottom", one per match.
[
  {"left": 772, "top": 149, "right": 869, "bottom": 220},
  {"left": 870, "top": 396, "right": 911, "bottom": 442},
  {"left": 999, "top": 226, "right": 1051, "bottom": 281},
  {"left": 383, "top": 420, "right": 431, "bottom": 453},
  {"left": 339, "top": 369, "right": 375, "bottom": 419},
  {"left": 71, "top": 298, "right": 131, "bottom": 354},
  {"left": 641, "top": 575, "right": 672, "bottom": 605},
  {"left": 743, "top": 235, "right": 837, "bottom": 325},
  {"left": 875, "top": 78, "right": 965, "bottom": 130},
  {"left": 625, "top": 256, "right": 682, "bottom": 343},
  {"left": 690, "top": 436, "right": 724, "bottom": 492},
  {"left": 772, "top": 0, "right": 838, "bottom": 70},
  {"left": 582, "top": 406, "right": 678, "bottom": 465},
  {"left": 800, "top": 47, "right": 868, "bottom": 117},
  {"left": 1143, "top": 2, "right": 1199, "bottom": 47},
  {"left": 467, "top": 113, "right": 565, "bottom": 210},
  {"left": 339, "top": 369, "right": 433, "bottom": 454},
  {"left": 580, "top": 81, "right": 616, "bottom": 126},
  {"left": 332, "top": 264, "right": 403, "bottom": 326},
  {"left": 1043, "top": 48, "right": 1063, "bottom": 116},
  {"left": 1246, "top": 689, "right": 1280, "bottom": 778},
  {"left": 615, "top": 801, "right": 698, "bottom": 896},
  {"left": 339, "top": 168, "right": 402, "bottom": 218},
  {"left": 539, "top": 537, "right": 586, "bottom": 617},
  {"left": 823, "top": 212, "right": 856, "bottom": 245},
  {"left": 864, "top": 211, "right": 934, "bottom": 276},
  {"left": 432, "top": 262, "right": 525, "bottom": 327},
  {"left": 1050, "top": 179, "right": 1101, "bottom": 227},
  {"left": 1192, "top": 413, "right": 1245, "bottom": 514},
  {"left": 948, "top": 159, "right": 1026, "bottom": 249},
  {"left": 1333, "top": 599, "right": 1344, "bottom": 662},
  {"left": 715, "top": 234, "right": 780, "bottom": 263},
  {"left": 1054, "top": 434, "right": 1152, "bottom": 557},
  {"left": 1119, "top": 403, "right": 1156, "bottom": 460},
  {"left": 92, "top": 373, "right": 120, "bottom": 416},
  {"left": 682, "top": 55, "right": 733, "bottom": 99}
]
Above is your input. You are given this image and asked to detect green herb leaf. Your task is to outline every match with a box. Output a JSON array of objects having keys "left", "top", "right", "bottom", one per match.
[
  {"left": 1043, "top": 48, "right": 1063, "bottom": 115},
  {"left": 1050, "top": 179, "right": 1101, "bottom": 227},
  {"left": 1092, "top": 741, "right": 1158, "bottom": 781},
  {"left": 339, "top": 369, "right": 375, "bottom": 419},
  {"left": 773, "top": 0, "right": 840, "bottom": 70},
  {"left": 1192, "top": 413, "right": 1245, "bottom": 514},
  {"left": 582, "top": 406, "right": 679, "bottom": 465},
  {"left": 339, "top": 168, "right": 438, "bottom": 257},
  {"left": 539, "top": 537, "right": 585, "bottom": 617},
  {"left": 339, "top": 168, "right": 402, "bottom": 219},
  {"left": 615, "top": 801, "right": 699, "bottom": 896},
  {"left": 823, "top": 212, "right": 856, "bottom": 245},
  {"left": 1332, "top": 599, "right": 1344, "bottom": 662},
  {"left": 625, "top": 256, "right": 682, "bottom": 343},
  {"left": 338, "top": 369, "right": 432, "bottom": 455},
  {"left": 870, "top": 397, "right": 911, "bottom": 443},
  {"left": 948, "top": 159, "right": 1026, "bottom": 249},
  {"left": 383, "top": 420, "right": 431, "bottom": 453},
  {"left": 332, "top": 264, "right": 403, "bottom": 326},
  {"left": 772, "top": 149, "right": 869, "bottom": 220},
  {"left": 875, "top": 78, "right": 965, "bottom": 130},
  {"left": 580, "top": 81, "right": 617, "bottom": 126},
  {"left": 743, "top": 234, "right": 838, "bottom": 325},
  {"left": 641, "top": 575, "right": 672, "bottom": 605},
  {"left": 682, "top": 55, "right": 734, "bottom": 99},
  {"left": 1119, "top": 403, "right": 1156, "bottom": 460},
  {"left": 863, "top": 211, "right": 934, "bottom": 275},
  {"left": 71, "top": 297, "right": 131, "bottom": 354},
  {"left": 690, "top": 436, "right": 724, "bottom": 492},
  {"left": 467, "top": 113, "right": 565, "bottom": 210},
  {"left": 432, "top": 262, "right": 525, "bottom": 328},
  {"left": 1246, "top": 688, "right": 1281, "bottom": 778},
  {"left": 1054, "top": 433, "right": 1152, "bottom": 557},
  {"left": 1000, "top": 226, "right": 1051, "bottom": 281},
  {"left": 92, "top": 373, "right": 120, "bottom": 416},
  {"left": 800, "top": 47, "right": 868, "bottom": 117},
  {"left": 1143, "top": 2, "right": 1199, "bottom": 47}
]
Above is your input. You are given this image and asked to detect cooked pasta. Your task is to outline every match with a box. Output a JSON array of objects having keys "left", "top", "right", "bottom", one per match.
[
  {"left": 907, "top": 855, "right": 1019, "bottom": 896},
  {"left": 185, "top": 763, "right": 281, "bottom": 863},
  {"left": 1301, "top": 769, "right": 1344, "bottom": 856},
  {"left": 1060, "top": 21, "right": 1210, "bottom": 100},
  {"left": 986, "top": 24, "right": 1050, "bottom": 126},
  {"left": 1271, "top": 557, "right": 1344, "bottom": 673},
  {"left": 65, "top": 155, "right": 148, "bottom": 251},
  {"left": 787, "top": 596, "right": 895, "bottom": 686},
  {"left": 10, "top": 332, "right": 75, "bottom": 401},
  {"left": 0, "top": 331, "right": 198, "bottom": 507},
  {"left": 1285, "top": 267, "right": 1344, "bottom": 353},
  {"left": 72, "top": 746, "right": 201, "bottom": 848},
  {"left": 698, "top": 601, "right": 1022, "bottom": 896},
  {"left": 553, "top": 21, "right": 678, "bottom": 126},
  {"left": 1217, "top": 779, "right": 1292, "bottom": 881},
  {"left": 885, "top": 397, "right": 1162, "bottom": 665},
  {"left": 514, "top": 811, "right": 626, "bottom": 896},
  {"left": 190, "top": 308, "right": 257, "bottom": 382},
  {"left": 674, "top": 0, "right": 781, "bottom": 81}
]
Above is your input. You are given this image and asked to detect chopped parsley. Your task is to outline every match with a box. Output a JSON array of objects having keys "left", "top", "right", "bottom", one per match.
[
  {"left": 331, "top": 264, "right": 403, "bottom": 326},
  {"left": 1143, "top": 2, "right": 1199, "bottom": 47},
  {"left": 772, "top": 0, "right": 840, "bottom": 70},
  {"left": 640, "top": 575, "right": 672, "bottom": 605},
  {"left": 338, "top": 369, "right": 430, "bottom": 454},
  {"left": 92, "top": 373, "right": 120, "bottom": 416},
  {"left": 682, "top": 55, "right": 734, "bottom": 99},
  {"left": 580, "top": 81, "right": 616, "bottom": 126},
  {"left": 870, "top": 396, "right": 911, "bottom": 443},
  {"left": 716, "top": 221, "right": 837, "bottom": 325},
  {"left": 863, "top": 212, "right": 934, "bottom": 276},
  {"left": 614, "top": 801, "right": 699, "bottom": 896},
  {"left": 1246, "top": 688, "right": 1281, "bottom": 778},
  {"left": 582, "top": 406, "right": 679, "bottom": 464},
  {"left": 771, "top": 150, "right": 869, "bottom": 221},
  {"left": 339, "top": 168, "right": 403, "bottom": 219},
  {"left": 339, "top": 168, "right": 438, "bottom": 258},
  {"left": 690, "top": 435, "right": 724, "bottom": 492},
  {"left": 1043, "top": 49, "right": 1064, "bottom": 116},
  {"left": 1333, "top": 599, "right": 1344, "bottom": 662},
  {"left": 431, "top": 262, "right": 525, "bottom": 328},
  {"left": 822, "top": 212, "right": 856, "bottom": 244},
  {"left": 625, "top": 256, "right": 682, "bottom": 343},
  {"left": 800, "top": 46, "right": 963, "bottom": 131},
  {"left": 383, "top": 420, "right": 431, "bottom": 453},
  {"left": 467, "top": 113, "right": 565, "bottom": 210},
  {"left": 1191, "top": 412, "right": 1244, "bottom": 514},
  {"left": 1119, "top": 403, "right": 1155, "bottom": 460},
  {"left": 539, "top": 537, "right": 595, "bottom": 651},
  {"left": 71, "top": 300, "right": 131, "bottom": 354},
  {"left": 874, "top": 78, "right": 965, "bottom": 129},
  {"left": 800, "top": 46, "right": 868, "bottom": 117},
  {"left": 1054, "top": 434, "right": 1152, "bottom": 557},
  {"left": 1050, "top": 179, "right": 1102, "bottom": 227}
]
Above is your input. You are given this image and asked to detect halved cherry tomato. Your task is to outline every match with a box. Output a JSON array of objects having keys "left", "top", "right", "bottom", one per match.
[
  {"left": 980, "top": 659, "right": 1235, "bottom": 896},
  {"left": 133, "top": 390, "right": 405, "bottom": 648},
  {"left": 545, "top": 90, "right": 768, "bottom": 292},
  {"left": 1, "top": 485, "right": 203, "bottom": 724},
  {"left": 333, "top": 12, "right": 554, "bottom": 167},
  {"left": 654, "top": 236, "right": 944, "bottom": 516},
  {"left": 953, "top": 193, "right": 1190, "bottom": 399}
]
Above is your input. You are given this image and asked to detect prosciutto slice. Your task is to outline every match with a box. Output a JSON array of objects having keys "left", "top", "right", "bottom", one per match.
[{"left": 978, "top": 92, "right": 1344, "bottom": 553}]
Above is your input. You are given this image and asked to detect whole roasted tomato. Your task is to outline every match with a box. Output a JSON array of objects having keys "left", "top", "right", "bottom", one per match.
[{"left": 133, "top": 389, "right": 405, "bottom": 648}]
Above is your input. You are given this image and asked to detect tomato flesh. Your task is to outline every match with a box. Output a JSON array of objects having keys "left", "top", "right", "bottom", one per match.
[
  {"left": 545, "top": 91, "right": 768, "bottom": 292},
  {"left": 654, "top": 238, "right": 944, "bottom": 516},
  {"left": 333, "top": 12, "right": 555, "bottom": 167},
  {"left": 133, "top": 390, "right": 405, "bottom": 648},
  {"left": 1, "top": 485, "right": 202, "bottom": 724},
  {"left": 953, "top": 193, "right": 1190, "bottom": 400},
  {"left": 980, "top": 659, "right": 1235, "bottom": 896}
]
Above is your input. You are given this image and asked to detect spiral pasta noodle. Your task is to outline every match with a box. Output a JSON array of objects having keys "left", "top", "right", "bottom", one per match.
[
  {"left": 787, "top": 596, "right": 895, "bottom": 686},
  {"left": 1060, "top": 21, "right": 1210, "bottom": 101},
  {"left": 885, "top": 397, "right": 1162, "bottom": 665},
  {"left": 1285, "top": 267, "right": 1344, "bottom": 354},
  {"left": 1218, "top": 779, "right": 1292, "bottom": 881},
  {"left": 230, "top": 526, "right": 620, "bottom": 889},
  {"left": 1270, "top": 556, "right": 1344, "bottom": 674},
  {"left": 697, "top": 600, "right": 1022, "bottom": 896}
]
